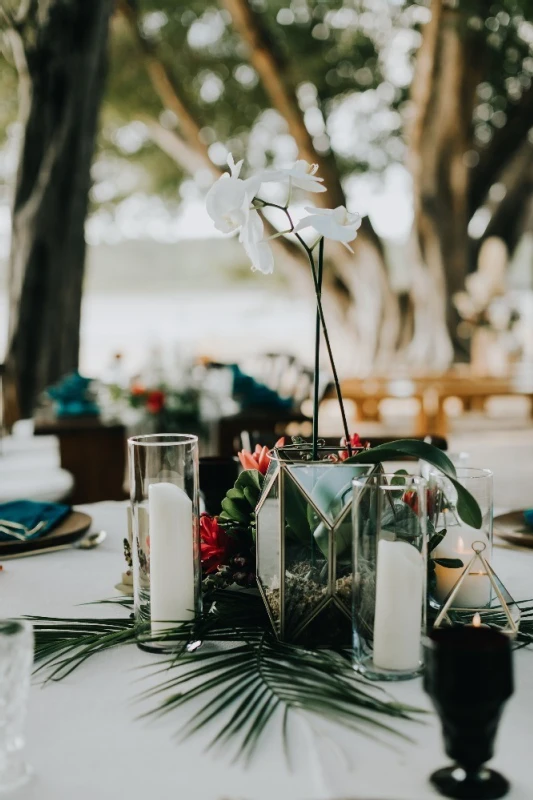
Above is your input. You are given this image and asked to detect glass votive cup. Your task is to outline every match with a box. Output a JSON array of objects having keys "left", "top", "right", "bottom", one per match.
[
  {"left": 0, "top": 620, "right": 33, "bottom": 792},
  {"left": 429, "top": 468, "right": 493, "bottom": 611},
  {"left": 128, "top": 434, "right": 201, "bottom": 652},
  {"left": 352, "top": 474, "right": 428, "bottom": 681}
]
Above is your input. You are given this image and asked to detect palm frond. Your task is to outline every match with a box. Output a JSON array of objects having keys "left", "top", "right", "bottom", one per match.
[
  {"left": 28, "top": 589, "right": 425, "bottom": 762},
  {"left": 138, "top": 629, "right": 422, "bottom": 764}
]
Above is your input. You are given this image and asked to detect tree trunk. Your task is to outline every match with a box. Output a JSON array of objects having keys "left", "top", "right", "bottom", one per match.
[
  {"left": 5, "top": 0, "right": 111, "bottom": 418},
  {"left": 475, "top": 140, "right": 533, "bottom": 259},
  {"left": 408, "top": 0, "right": 486, "bottom": 363}
]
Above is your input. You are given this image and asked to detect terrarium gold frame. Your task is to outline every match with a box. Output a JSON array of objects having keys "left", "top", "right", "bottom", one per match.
[{"left": 255, "top": 450, "right": 376, "bottom": 642}]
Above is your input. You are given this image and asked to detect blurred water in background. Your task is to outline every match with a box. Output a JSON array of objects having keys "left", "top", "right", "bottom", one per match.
[{"left": 0, "top": 238, "right": 316, "bottom": 380}]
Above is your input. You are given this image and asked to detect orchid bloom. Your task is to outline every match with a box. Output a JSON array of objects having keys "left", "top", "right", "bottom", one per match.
[
  {"left": 205, "top": 154, "right": 260, "bottom": 235},
  {"left": 260, "top": 160, "right": 326, "bottom": 193},
  {"left": 295, "top": 206, "right": 362, "bottom": 252},
  {"left": 238, "top": 437, "right": 285, "bottom": 475},
  {"left": 239, "top": 209, "right": 274, "bottom": 275}
]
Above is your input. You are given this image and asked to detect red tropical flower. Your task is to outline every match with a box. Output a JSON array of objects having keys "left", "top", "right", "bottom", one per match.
[
  {"left": 200, "top": 514, "right": 235, "bottom": 574},
  {"left": 338, "top": 433, "right": 367, "bottom": 461},
  {"left": 402, "top": 488, "right": 435, "bottom": 518},
  {"left": 146, "top": 390, "right": 165, "bottom": 414},
  {"left": 238, "top": 437, "right": 285, "bottom": 475}
]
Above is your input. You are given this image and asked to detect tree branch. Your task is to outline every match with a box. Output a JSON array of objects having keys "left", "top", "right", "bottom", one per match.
[
  {"left": 221, "top": 0, "right": 346, "bottom": 210},
  {"left": 141, "top": 116, "right": 218, "bottom": 177},
  {"left": 117, "top": 0, "right": 212, "bottom": 163}
]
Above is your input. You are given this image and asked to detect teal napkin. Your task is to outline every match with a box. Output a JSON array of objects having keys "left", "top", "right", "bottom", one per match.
[
  {"left": 524, "top": 509, "right": 533, "bottom": 528},
  {"left": 0, "top": 501, "right": 71, "bottom": 542}
]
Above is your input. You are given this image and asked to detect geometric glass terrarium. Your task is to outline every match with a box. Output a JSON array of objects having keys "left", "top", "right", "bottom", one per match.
[{"left": 256, "top": 442, "right": 375, "bottom": 646}]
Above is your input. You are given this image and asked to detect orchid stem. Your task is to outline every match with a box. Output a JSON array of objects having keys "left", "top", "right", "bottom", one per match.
[
  {"left": 312, "top": 239, "right": 324, "bottom": 461},
  {"left": 256, "top": 201, "right": 351, "bottom": 454}
]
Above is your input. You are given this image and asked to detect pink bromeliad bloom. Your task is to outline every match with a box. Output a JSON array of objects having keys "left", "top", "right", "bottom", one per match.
[{"left": 238, "top": 437, "right": 285, "bottom": 475}]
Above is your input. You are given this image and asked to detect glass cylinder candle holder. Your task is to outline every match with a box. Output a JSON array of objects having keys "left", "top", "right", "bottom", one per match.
[
  {"left": 128, "top": 434, "right": 201, "bottom": 652},
  {"left": 429, "top": 468, "right": 493, "bottom": 611},
  {"left": 0, "top": 620, "right": 33, "bottom": 792},
  {"left": 352, "top": 474, "right": 428, "bottom": 681}
]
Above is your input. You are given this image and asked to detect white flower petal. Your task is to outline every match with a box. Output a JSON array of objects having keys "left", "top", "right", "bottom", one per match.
[
  {"left": 227, "top": 153, "right": 243, "bottom": 179},
  {"left": 239, "top": 209, "right": 263, "bottom": 244}
]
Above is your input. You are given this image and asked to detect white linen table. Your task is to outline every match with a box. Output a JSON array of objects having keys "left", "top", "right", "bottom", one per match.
[{"left": 2, "top": 500, "right": 533, "bottom": 800}]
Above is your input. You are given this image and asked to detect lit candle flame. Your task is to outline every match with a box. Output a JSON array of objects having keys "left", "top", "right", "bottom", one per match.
[{"left": 472, "top": 612, "right": 482, "bottom": 628}]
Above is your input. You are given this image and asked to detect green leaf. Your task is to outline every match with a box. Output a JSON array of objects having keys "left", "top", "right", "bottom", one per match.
[
  {"left": 433, "top": 558, "right": 464, "bottom": 569},
  {"left": 226, "top": 488, "right": 244, "bottom": 501},
  {"left": 243, "top": 487, "right": 260, "bottom": 507},
  {"left": 429, "top": 528, "right": 447, "bottom": 553},
  {"left": 345, "top": 439, "right": 482, "bottom": 529},
  {"left": 283, "top": 477, "right": 311, "bottom": 544},
  {"left": 236, "top": 470, "right": 264, "bottom": 493},
  {"left": 220, "top": 498, "right": 249, "bottom": 523}
]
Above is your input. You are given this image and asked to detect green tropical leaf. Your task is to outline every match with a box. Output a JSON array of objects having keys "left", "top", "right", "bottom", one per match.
[
  {"left": 345, "top": 439, "right": 482, "bottom": 529},
  {"left": 433, "top": 558, "right": 464, "bottom": 569},
  {"left": 220, "top": 497, "right": 249, "bottom": 523},
  {"left": 429, "top": 528, "right": 447, "bottom": 553}
]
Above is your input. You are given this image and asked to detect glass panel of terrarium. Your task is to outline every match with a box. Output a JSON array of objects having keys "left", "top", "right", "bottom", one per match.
[
  {"left": 333, "top": 503, "right": 354, "bottom": 616},
  {"left": 256, "top": 478, "right": 282, "bottom": 630},
  {"left": 282, "top": 468, "right": 329, "bottom": 639},
  {"left": 285, "top": 463, "right": 374, "bottom": 527}
]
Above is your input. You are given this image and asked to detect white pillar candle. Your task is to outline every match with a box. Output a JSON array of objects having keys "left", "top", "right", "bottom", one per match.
[
  {"left": 148, "top": 482, "right": 195, "bottom": 634},
  {"left": 434, "top": 525, "right": 491, "bottom": 608},
  {"left": 373, "top": 539, "right": 423, "bottom": 672}
]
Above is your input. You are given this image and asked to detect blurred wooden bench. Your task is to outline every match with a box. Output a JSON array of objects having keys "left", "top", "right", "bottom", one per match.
[{"left": 332, "top": 372, "right": 533, "bottom": 436}]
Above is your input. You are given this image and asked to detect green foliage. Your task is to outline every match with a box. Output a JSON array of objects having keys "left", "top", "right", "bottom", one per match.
[
  {"left": 2, "top": 0, "right": 533, "bottom": 212},
  {"left": 29, "top": 591, "right": 423, "bottom": 762},
  {"left": 219, "top": 468, "right": 264, "bottom": 532},
  {"left": 345, "top": 440, "right": 483, "bottom": 529}
]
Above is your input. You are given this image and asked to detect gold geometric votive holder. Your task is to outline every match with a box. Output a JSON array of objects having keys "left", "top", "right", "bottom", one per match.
[{"left": 433, "top": 540, "right": 521, "bottom": 635}]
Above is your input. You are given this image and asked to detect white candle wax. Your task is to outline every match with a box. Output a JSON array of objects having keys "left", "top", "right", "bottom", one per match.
[
  {"left": 434, "top": 525, "right": 491, "bottom": 609},
  {"left": 373, "top": 539, "right": 423, "bottom": 672},
  {"left": 148, "top": 482, "right": 195, "bottom": 633}
]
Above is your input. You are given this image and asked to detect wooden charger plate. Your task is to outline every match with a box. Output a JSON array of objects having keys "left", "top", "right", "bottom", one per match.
[
  {"left": 494, "top": 510, "right": 533, "bottom": 549},
  {"left": 0, "top": 511, "right": 92, "bottom": 557}
]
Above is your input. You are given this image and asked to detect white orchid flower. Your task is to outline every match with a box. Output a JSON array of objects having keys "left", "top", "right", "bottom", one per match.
[
  {"left": 239, "top": 209, "right": 274, "bottom": 275},
  {"left": 205, "top": 154, "right": 261, "bottom": 234},
  {"left": 259, "top": 160, "right": 326, "bottom": 193},
  {"left": 295, "top": 205, "right": 362, "bottom": 252}
]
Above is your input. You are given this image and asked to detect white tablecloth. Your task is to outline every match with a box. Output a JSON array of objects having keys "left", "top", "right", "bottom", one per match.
[{"left": 2, "top": 500, "right": 533, "bottom": 800}]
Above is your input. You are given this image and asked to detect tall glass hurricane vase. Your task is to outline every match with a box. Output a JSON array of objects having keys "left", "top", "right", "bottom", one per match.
[
  {"left": 128, "top": 434, "right": 201, "bottom": 652},
  {"left": 352, "top": 474, "right": 428, "bottom": 681}
]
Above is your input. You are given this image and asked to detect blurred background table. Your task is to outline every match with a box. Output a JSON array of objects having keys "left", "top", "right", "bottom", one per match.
[{"left": 33, "top": 417, "right": 126, "bottom": 504}]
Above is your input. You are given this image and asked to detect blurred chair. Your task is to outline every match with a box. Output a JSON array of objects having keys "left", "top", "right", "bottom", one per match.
[
  {"left": 199, "top": 456, "right": 240, "bottom": 516},
  {"left": 216, "top": 408, "right": 312, "bottom": 458}
]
